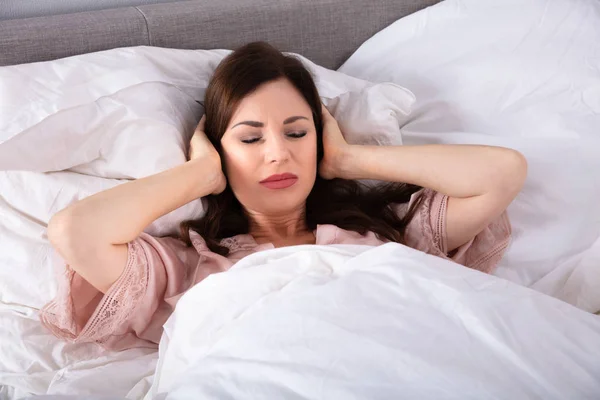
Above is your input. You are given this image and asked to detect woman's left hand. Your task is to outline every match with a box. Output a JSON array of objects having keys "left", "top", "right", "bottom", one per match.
[{"left": 319, "top": 104, "right": 352, "bottom": 180}]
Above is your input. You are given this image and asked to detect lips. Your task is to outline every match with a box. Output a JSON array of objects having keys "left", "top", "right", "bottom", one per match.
[{"left": 260, "top": 173, "right": 298, "bottom": 190}]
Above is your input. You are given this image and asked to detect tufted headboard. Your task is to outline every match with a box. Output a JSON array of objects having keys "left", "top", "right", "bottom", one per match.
[{"left": 0, "top": 0, "right": 441, "bottom": 68}]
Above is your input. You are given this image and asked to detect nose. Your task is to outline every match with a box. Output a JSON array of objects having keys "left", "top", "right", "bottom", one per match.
[{"left": 264, "top": 131, "right": 291, "bottom": 164}]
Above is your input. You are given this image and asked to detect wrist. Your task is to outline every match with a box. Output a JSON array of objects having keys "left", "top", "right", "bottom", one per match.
[
  {"left": 186, "top": 157, "right": 226, "bottom": 196},
  {"left": 337, "top": 145, "right": 366, "bottom": 180}
]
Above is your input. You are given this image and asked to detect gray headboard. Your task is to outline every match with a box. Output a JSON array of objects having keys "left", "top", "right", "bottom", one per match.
[{"left": 0, "top": 0, "right": 440, "bottom": 69}]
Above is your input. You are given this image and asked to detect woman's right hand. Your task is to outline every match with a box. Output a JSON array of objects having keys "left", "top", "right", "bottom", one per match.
[
  {"left": 46, "top": 115, "right": 227, "bottom": 294},
  {"left": 189, "top": 115, "right": 227, "bottom": 194}
]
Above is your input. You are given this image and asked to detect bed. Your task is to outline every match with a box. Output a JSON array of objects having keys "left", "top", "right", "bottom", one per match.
[{"left": 1, "top": 0, "right": 600, "bottom": 399}]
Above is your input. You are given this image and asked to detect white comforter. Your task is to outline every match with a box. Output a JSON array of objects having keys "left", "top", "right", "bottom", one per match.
[
  {"left": 8, "top": 244, "right": 600, "bottom": 400},
  {"left": 146, "top": 244, "right": 600, "bottom": 400}
]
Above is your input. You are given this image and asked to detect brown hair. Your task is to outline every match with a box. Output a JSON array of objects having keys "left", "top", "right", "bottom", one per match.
[{"left": 180, "top": 41, "right": 423, "bottom": 255}]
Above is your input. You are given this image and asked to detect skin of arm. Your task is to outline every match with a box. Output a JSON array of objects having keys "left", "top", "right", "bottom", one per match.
[
  {"left": 47, "top": 117, "right": 224, "bottom": 293},
  {"left": 320, "top": 105, "right": 527, "bottom": 252},
  {"left": 340, "top": 144, "right": 527, "bottom": 250}
]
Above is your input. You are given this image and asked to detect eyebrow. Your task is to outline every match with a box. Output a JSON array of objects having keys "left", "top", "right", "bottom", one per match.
[{"left": 231, "top": 115, "right": 309, "bottom": 129}]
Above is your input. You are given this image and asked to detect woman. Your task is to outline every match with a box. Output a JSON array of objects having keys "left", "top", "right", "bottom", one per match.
[{"left": 41, "top": 42, "right": 526, "bottom": 350}]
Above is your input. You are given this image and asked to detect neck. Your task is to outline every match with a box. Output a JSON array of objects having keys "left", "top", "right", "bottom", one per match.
[{"left": 246, "top": 205, "right": 312, "bottom": 246}]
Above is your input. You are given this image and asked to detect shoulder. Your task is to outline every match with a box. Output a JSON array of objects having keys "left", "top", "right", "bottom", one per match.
[
  {"left": 398, "top": 188, "right": 443, "bottom": 249},
  {"left": 133, "top": 231, "right": 203, "bottom": 267},
  {"left": 392, "top": 188, "right": 441, "bottom": 232},
  {"left": 401, "top": 189, "right": 511, "bottom": 273}
]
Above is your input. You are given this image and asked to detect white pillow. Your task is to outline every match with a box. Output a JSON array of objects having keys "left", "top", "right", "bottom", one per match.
[
  {"left": 0, "top": 46, "right": 413, "bottom": 175},
  {"left": 338, "top": 0, "right": 600, "bottom": 311},
  {"left": 323, "top": 82, "right": 413, "bottom": 146},
  {"left": 0, "top": 45, "right": 415, "bottom": 235}
]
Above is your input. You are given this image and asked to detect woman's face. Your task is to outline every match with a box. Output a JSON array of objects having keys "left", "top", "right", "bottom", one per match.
[{"left": 220, "top": 78, "right": 318, "bottom": 215}]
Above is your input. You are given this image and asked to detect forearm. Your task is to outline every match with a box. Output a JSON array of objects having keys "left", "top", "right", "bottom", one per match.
[
  {"left": 341, "top": 144, "right": 527, "bottom": 198},
  {"left": 51, "top": 157, "right": 220, "bottom": 245}
]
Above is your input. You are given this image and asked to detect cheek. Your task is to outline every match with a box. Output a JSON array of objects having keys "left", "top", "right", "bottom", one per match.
[
  {"left": 223, "top": 147, "right": 257, "bottom": 187},
  {"left": 303, "top": 137, "right": 318, "bottom": 173},
  {"left": 310, "top": 138, "right": 318, "bottom": 163}
]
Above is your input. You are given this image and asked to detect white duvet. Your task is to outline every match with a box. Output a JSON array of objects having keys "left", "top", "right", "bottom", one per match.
[
  {"left": 9, "top": 244, "right": 600, "bottom": 400},
  {"left": 17, "top": 245, "right": 598, "bottom": 399},
  {"left": 1, "top": 0, "right": 600, "bottom": 398},
  {"left": 147, "top": 244, "right": 600, "bottom": 400}
]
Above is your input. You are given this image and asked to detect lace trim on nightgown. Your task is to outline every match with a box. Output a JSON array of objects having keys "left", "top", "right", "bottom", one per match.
[
  {"left": 471, "top": 242, "right": 509, "bottom": 274},
  {"left": 416, "top": 189, "right": 447, "bottom": 255},
  {"left": 468, "top": 214, "right": 512, "bottom": 274},
  {"left": 219, "top": 236, "right": 256, "bottom": 253},
  {"left": 40, "top": 265, "right": 78, "bottom": 340},
  {"left": 78, "top": 240, "right": 148, "bottom": 343},
  {"left": 434, "top": 195, "right": 448, "bottom": 253},
  {"left": 189, "top": 227, "right": 257, "bottom": 254},
  {"left": 40, "top": 240, "right": 149, "bottom": 343},
  {"left": 418, "top": 189, "right": 510, "bottom": 273},
  {"left": 189, "top": 232, "right": 254, "bottom": 254},
  {"left": 418, "top": 191, "right": 437, "bottom": 252}
]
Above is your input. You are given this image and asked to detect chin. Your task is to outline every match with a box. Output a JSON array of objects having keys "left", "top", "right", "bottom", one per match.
[
  {"left": 264, "top": 199, "right": 305, "bottom": 214},
  {"left": 260, "top": 191, "right": 309, "bottom": 214}
]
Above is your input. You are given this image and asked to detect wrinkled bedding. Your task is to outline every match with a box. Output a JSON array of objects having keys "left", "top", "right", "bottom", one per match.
[
  {"left": 0, "top": 46, "right": 415, "bottom": 398},
  {"left": 1, "top": 0, "right": 599, "bottom": 397}
]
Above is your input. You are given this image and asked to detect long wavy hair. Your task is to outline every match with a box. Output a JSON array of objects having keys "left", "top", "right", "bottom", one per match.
[{"left": 179, "top": 41, "right": 423, "bottom": 255}]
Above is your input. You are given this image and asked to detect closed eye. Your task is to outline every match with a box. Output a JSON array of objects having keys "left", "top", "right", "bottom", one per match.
[
  {"left": 241, "top": 131, "right": 307, "bottom": 144},
  {"left": 286, "top": 131, "right": 307, "bottom": 139}
]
